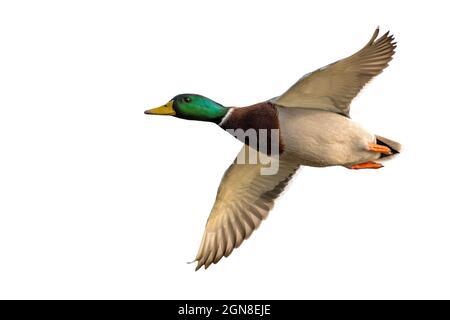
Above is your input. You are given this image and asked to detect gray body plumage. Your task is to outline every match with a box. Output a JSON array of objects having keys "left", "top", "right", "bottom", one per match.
[{"left": 276, "top": 106, "right": 379, "bottom": 167}]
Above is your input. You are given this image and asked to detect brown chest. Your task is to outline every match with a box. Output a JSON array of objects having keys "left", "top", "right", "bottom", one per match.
[{"left": 220, "top": 101, "right": 284, "bottom": 155}]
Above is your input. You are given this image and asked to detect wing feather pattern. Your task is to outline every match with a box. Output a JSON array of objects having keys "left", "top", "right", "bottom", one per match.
[
  {"left": 194, "top": 146, "right": 300, "bottom": 270},
  {"left": 273, "top": 27, "right": 396, "bottom": 116}
]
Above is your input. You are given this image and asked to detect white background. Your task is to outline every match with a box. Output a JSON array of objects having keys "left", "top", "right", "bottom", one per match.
[{"left": 0, "top": 0, "right": 449, "bottom": 299}]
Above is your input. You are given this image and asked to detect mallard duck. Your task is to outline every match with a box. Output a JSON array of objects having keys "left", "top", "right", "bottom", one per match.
[{"left": 145, "top": 27, "right": 400, "bottom": 270}]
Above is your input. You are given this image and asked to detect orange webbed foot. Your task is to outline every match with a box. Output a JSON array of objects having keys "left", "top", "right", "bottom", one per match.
[
  {"left": 367, "top": 143, "right": 392, "bottom": 155},
  {"left": 351, "top": 161, "right": 384, "bottom": 170}
]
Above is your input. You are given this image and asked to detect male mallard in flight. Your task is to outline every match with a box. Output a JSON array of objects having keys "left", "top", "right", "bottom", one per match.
[{"left": 145, "top": 27, "right": 400, "bottom": 270}]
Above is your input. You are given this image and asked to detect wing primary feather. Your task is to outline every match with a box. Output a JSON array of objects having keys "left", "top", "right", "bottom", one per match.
[
  {"left": 273, "top": 27, "right": 396, "bottom": 116},
  {"left": 193, "top": 146, "right": 300, "bottom": 270}
]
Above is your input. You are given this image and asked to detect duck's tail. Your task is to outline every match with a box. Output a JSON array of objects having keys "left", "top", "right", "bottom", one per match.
[{"left": 376, "top": 135, "right": 401, "bottom": 159}]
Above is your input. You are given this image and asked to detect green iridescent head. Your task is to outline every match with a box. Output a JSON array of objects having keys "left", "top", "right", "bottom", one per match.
[{"left": 145, "top": 94, "right": 228, "bottom": 123}]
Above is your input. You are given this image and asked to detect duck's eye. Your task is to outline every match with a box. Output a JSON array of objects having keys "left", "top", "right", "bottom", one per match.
[{"left": 182, "top": 97, "right": 192, "bottom": 103}]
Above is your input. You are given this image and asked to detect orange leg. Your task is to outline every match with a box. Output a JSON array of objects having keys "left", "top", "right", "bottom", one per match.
[
  {"left": 367, "top": 143, "right": 392, "bottom": 155},
  {"left": 351, "top": 161, "right": 384, "bottom": 170}
]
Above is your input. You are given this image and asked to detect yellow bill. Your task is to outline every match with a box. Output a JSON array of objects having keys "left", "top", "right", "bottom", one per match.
[{"left": 144, "top": 100, "right": 175, "bottom": 115}]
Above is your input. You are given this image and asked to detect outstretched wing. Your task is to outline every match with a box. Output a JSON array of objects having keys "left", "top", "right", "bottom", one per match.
[
  {"left": 273, "top": 27, "right": 396, "bottom": 116},
  {"left": 194, "top": 146, "right": 300, "bottom": 270}
]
